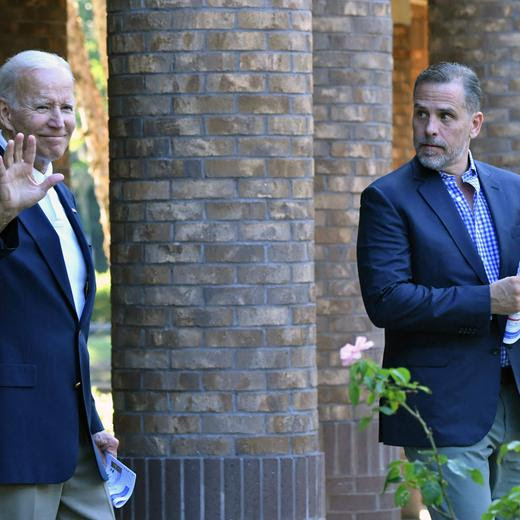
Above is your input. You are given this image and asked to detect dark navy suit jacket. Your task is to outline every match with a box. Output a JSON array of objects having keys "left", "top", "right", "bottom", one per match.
[
  {"left": 357, "top": 156, "right": 520, "bottom": 447},
  {"left": 0, "top": 143, "right": 104, "bottom": 483}
]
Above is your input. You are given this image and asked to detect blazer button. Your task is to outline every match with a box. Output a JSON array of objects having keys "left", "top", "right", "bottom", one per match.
[
  {"left": 74, "top": 381, "right": 81, "bottom": 389},
  {"left": 491, "top": 349, "right": 500, "bottom": 356}
]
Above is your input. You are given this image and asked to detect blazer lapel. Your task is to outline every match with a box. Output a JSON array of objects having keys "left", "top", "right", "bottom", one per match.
[
  {"left": 18, "top": 204, "right": 77, "bottom": 314},
  {"left": 54, "top": 183, "right": 96, "bottom": 323},
  {"left": 414, "top": 159, "right": 489, "bottom": 284},
  {"left": 477, "top": 162, "right": 517, "bottom": 278}
]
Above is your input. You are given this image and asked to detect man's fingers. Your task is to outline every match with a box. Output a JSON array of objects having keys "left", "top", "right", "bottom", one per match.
[
  {"left": 3, "top": 139, "right": 14, "bottom": 168},
  {"left": 23, "top": 135, "right": 36, "bottom": 166},
  {"left": 13, "top": 133, "right": 24, "bottom": 163},
  {"left": 38, "top": 173, "right": 64, "bottom": 194}
]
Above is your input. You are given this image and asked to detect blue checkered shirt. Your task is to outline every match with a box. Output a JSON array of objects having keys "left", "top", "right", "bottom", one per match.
[{"left": 439, "top": 151, "right": 509, "bottom": 366}]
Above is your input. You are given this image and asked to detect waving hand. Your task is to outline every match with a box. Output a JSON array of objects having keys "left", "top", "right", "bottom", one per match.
[{"left": 0, "top": 133, "right": 64, "bottom": 232}]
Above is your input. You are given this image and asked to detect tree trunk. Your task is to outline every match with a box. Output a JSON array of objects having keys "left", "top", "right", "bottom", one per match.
[{"left": 66, "top": 0, "right": 110, "bottom": 264}]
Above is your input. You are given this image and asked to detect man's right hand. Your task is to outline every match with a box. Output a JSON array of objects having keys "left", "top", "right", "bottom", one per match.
[
  {"left": 0, "top": 133, "right": 64, "bottom": 232},
  {"left": 490, "top": 276, "right": 520, "bottom": 315}
]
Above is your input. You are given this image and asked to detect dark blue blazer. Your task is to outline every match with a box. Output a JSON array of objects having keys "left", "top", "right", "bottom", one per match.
[
  {"left": 357, "top": 156, "right": 520, "bottom": 447},
  {"left": 0, "top": 143, "right": 104, "bottom": 483}
]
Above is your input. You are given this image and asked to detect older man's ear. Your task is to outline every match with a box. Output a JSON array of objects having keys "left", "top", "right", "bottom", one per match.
[{"left": 0, "top": 98, "right": 14, "bottom": 136}]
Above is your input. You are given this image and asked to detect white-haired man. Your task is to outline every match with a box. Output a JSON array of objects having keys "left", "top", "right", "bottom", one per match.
[{"left": 0, "top": 50, "right": 117, "bottom": 519}]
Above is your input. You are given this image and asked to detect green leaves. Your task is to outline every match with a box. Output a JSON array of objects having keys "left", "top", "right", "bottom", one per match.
[
  {"left": 348, "top": 381, "right": 360, "bottom": 406},
  {"left": 342, "top": 354, "right": 520, "bottom": 520},
  {"left": 383, "top": 458, "right": 444, "bottom": 508},
  {"left": 445, "top": 458, "right": 484, "bottom": 486},
  {"left": 347, "top": 359, "right": 431, "bottom": 421},
  {"left": 420, "top": 480, "right": 443, "bottom": 506},
  {"left": 389, "top": 367, "right": 411, "bottom": 384},
  {"left": 482, "top": 487, "right": 520, "bottom": 520},
  {"left": 498, "top": 440, "right": 520, "bottom": 464},
  {"left": 395, "top": 485, "right": 411, "bottom": 507}
]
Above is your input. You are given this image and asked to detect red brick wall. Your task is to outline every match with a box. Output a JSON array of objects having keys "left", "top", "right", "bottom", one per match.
[
  {"left": 0, "top": 0, "right": 69, "bottom": 178},
  {"left": 393, "top": 22, "right": 414, "bottom": 169},
  {"left": 108, "top": 2, "right": 324, "bottom": 518},
  {"left": 393, "top": 3, "right": 429, "bottom": 170},
  {"left": 313, "top": 0, "right": 401, "bottom": 518},
  {"left": 430, "top": 0, "right": 520, "bottom": 174},
  {"left": 0, "top": 0, "right": 67, "bottom": 62}
]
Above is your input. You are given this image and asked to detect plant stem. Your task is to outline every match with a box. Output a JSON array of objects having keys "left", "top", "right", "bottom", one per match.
[{"left": 401, "top": 400, "right": 457, "bottom": 520}]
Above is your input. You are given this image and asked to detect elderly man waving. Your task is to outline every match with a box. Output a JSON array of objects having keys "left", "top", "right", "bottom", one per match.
[{"left": 0, "top": 50, "right": 117, "bottom": 520}]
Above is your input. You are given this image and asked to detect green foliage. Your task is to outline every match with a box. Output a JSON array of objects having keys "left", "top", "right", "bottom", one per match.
[
  {"left": 346, "top": 357, "right": 492, "bottom": 519},
  {"left": 70, "top": 0, "right": 108, "bottom": 272},
  {"left": 91, "top": 271, "right": 111, "bottom": 323},
  {"left": 348, "top": 358, "right": 430, "bottom": 421},
  {"left": 483, "top": 488, "right": 520, "bottom": 520},
  {"left": 87, "top": 333, "right": 110, "bottom": 366},
  {"left": 498, "top": 440, "right": 520, "bottom": 464},
  {"left": 347, "top": 354, "right": 520, "bottom": 519},
  {"left": 77, "top": 0, "right": 107, "bottom": 95},
  {"left": 384, "top": 457, "right": 444, "bottom": 509}
]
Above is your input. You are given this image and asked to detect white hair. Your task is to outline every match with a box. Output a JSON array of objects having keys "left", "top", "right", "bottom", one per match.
[{"left": 0, "top": 50, "right": 74, "bottom": 106}]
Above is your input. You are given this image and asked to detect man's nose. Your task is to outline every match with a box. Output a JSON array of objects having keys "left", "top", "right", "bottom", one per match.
[
  {"left": 425, "top": 116, "right": 439, "bottom": 136},
  {"left": 48, "top": 107, "right": 65, "bottom": 127}
]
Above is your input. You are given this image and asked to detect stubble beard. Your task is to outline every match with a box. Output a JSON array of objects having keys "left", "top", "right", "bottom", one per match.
[
  {"left": 416, "top": 151, "right": 448, "bottom": 171},
  {"left": 415, "top": 140, "right": 466, "bottom": 173}
]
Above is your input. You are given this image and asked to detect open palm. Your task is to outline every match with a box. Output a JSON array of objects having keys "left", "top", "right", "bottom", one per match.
[{"left": 0, "top": 133, "right": 64, "bottom": 229}]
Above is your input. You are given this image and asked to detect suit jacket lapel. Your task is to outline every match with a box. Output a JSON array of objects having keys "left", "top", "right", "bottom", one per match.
[
  {"left": 18, "top": 184, "right": 95, "bottom": 323},
  {"left": 54, "top": 183, "right": 96, "bottom": 323},
  {"left": 477, "top": 162, "right": 517, "bottom": 278},
  {"left": 18, "top": 204, "right": 77, "bottom": 315},
  {"left": 413, "top": 159, "right": 489, "bottom": 284}
]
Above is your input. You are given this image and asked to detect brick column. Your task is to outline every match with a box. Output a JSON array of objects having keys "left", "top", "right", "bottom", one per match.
[
  {"left": 393, "top": 1, "right": 429, "bottom": 168},
  {"left": 0, "top": 0, "right": 70, "bottom": 178},
  {"left": 0, "top": 0, "right": 67, "bottom": 61},
  {"left": 429, "top": 0, "right": 520, "bottom": 172},
  {"left": 108, "top": 2, "right": 323, "bottom": 519},
  {"left": 313, "top": 1, "right": 401, "bottom": 518}
]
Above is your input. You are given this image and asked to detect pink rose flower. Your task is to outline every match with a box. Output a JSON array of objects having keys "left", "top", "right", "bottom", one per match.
[{"left": 339, "top": 336, "right": 374, "bottom": 366}]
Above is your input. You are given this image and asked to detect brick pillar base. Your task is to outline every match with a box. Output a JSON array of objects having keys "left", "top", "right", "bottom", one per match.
[
  {"left": 116, "top": 453, "right": 324, "bottom": 520},
  {"left": 322, "top": 422, "right": 401, "bottom": 520}
]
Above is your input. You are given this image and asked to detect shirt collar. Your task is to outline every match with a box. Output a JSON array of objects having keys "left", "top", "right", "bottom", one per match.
[
  {"left": 32, "top": 161, "right": 53, "bottom": 182},
  {"left": 439, "top": 150, "right": 480, "bottom": 191},
  {"left": 439, "top": 150, "right": 476, "bottom": 176}
]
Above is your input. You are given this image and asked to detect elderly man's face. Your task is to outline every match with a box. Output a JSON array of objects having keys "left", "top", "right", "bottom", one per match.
[{"left": 1, "top": 67, "right": 75, "bottom": 171}]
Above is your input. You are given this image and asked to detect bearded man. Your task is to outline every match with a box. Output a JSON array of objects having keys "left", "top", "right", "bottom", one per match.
[{"left": 357, "top": 62, "right": 520, "bottom": 519}]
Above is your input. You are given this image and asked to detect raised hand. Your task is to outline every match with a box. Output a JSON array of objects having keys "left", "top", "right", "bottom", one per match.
[{"left": 0, "top": 133, "right": 64, "bottom": 232}]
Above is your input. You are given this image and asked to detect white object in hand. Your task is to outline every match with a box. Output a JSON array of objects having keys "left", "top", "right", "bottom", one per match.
[
  {"left": 503, "top": 262, "right": 520, "bottom": 345},
  {"left": 104, "top": 453, "right": 137, "bottom": 509}
]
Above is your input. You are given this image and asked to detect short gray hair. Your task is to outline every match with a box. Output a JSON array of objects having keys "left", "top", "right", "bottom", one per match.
[
  {"left": 414, "top": 62, "right": 482, "bottom": 113},
  {"left": 0, "top": 50, "right": 73, "bottom": 106}
]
